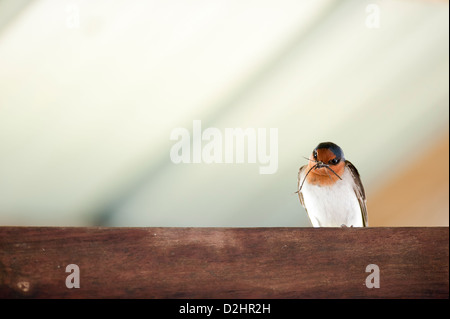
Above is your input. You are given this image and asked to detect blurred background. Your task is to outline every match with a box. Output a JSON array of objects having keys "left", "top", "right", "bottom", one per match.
[{"left": 0, "top": 0, "right": 448, "bottom": 227}]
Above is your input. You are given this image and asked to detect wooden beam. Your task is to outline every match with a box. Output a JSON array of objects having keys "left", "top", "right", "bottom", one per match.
[{"left": 0, "top": 227, "right": 448, "bottom": 298}]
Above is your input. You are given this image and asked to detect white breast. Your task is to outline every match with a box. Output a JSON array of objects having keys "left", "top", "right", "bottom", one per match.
[{"left": 299, "top": 167, "right": 364, "bottom": 227}]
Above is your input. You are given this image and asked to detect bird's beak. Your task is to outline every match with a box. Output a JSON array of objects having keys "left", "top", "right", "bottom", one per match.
[{"left": 315, "top": 162, "right": 328, "bottom": 169}]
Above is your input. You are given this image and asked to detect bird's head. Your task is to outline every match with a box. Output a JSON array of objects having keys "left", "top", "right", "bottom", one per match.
[{"left": 306, "top": 142, "right": 346, "bottom": 184}]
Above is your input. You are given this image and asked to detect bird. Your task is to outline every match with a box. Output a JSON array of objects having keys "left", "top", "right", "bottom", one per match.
[{"left": 297, "top": 142, "right": 368, "bottom": 227}]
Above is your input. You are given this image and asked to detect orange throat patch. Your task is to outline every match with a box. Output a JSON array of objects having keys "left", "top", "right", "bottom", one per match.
[{"left": 306, "top": 162, "right": 345, "bottom": 187}]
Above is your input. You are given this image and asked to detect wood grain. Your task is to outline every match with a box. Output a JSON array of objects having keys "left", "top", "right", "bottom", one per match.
[{"left": 0, "top": 227, "right": 448, "bottom": 298}]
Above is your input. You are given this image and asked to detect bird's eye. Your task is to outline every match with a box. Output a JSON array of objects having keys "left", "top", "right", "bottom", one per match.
[
  {"left": 329, "top": 158, "right": 339, "bottom": 165},
  {"left": 313, "top": 151, "right": 317, "bottom": 160}
]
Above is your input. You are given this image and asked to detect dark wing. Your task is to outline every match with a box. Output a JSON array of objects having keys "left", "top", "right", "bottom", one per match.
[
  {"left": 345, "top": 160, "right": 368, "bottom": 227},
  {"left": 297, "top": 164, "right": 308, "bottom": 209}
]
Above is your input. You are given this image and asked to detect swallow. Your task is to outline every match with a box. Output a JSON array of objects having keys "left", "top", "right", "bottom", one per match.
[{"left": 297, "top": 142, "right": 368, "bottom": 227}]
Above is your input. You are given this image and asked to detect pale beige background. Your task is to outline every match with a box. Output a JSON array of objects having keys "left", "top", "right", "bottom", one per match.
[{"left": 0, "top": 0, "right": 448, "bottom": 226}]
